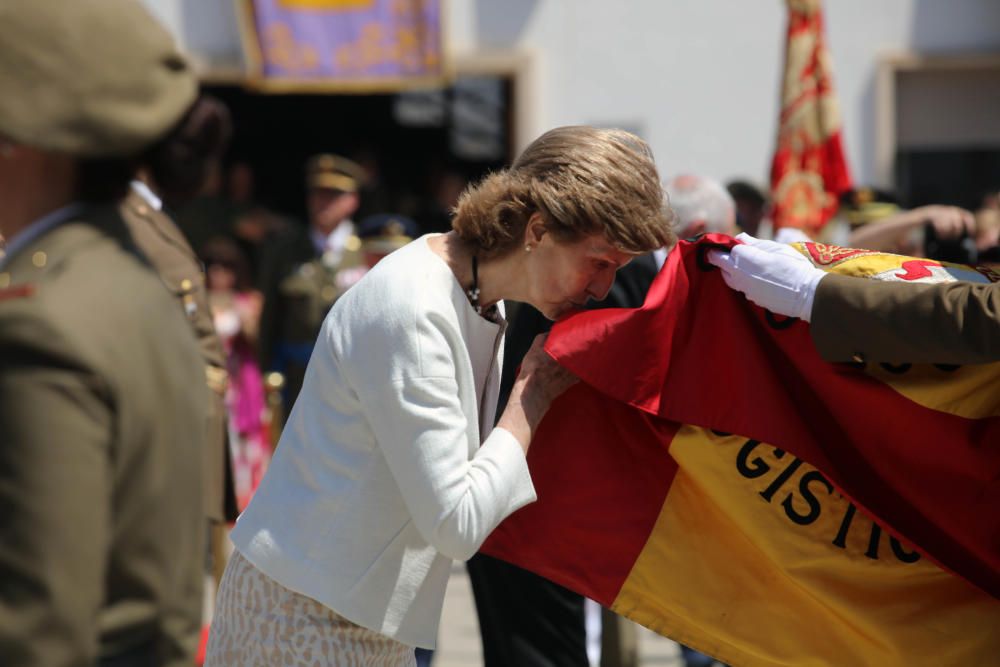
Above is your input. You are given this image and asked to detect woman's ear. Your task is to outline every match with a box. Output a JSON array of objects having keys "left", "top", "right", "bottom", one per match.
[{"left": 524, "top": 212, "right": 547, "bottom": 246}]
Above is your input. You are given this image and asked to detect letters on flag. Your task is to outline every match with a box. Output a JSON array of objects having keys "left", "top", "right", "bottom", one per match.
[{"left": 482, "top": 235, "right": 1000, "bottom": 667}]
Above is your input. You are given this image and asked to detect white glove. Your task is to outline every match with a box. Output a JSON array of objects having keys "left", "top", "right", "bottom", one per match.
[
  {"left": 707, "top": 233, "right": 827, "bottom": 322},
  {"left": 773, "top": 227, "right": 813, "bottom": 245}
]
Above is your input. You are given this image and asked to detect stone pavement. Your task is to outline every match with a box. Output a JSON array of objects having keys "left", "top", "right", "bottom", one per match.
[{"left": 434, "top": 563, "right": 684, "bottom": 667}]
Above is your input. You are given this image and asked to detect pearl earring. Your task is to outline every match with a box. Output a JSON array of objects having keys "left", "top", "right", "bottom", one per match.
[{"left": 524, "top": 244, "right": 532, "bottom": 252}]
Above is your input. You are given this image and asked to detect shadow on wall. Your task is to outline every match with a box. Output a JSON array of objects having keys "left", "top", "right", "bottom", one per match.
[
  {"left": 910, "top": 0, "right": 1000, "bottom": 52},
  {"left": 475, "top": 0, "right": 540, "bottom": 47}
]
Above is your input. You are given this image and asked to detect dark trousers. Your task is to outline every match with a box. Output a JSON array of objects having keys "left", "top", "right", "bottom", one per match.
[
  {"left": 467, "top": 553, "right": 589, "bottom": 667},
  {"left": 97, "top": 640, "right": 156, "bottom": 667}
]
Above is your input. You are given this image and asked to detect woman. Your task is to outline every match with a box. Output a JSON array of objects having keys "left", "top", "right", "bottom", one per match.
[
  {"left": 202, "top": 236, "right": 271, "bottom": 511},
  {"left": 205, "top": 126, "right": 675, "bottom": 665}
]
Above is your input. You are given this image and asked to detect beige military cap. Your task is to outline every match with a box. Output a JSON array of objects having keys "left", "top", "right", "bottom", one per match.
[
  {"left": 0, "top": 0, "right": 197, "bottom": 157},
  {"left": 306, "top": 154, "right": 367, "bottom": 192}
]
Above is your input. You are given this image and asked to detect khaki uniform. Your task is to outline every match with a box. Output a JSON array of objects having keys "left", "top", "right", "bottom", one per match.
[
  {"left": 812, "top": 273, "right": 1000, "bottom": 363},
  {"left": 120, "top": 188, "right": 236, "bottom": 521},
  {"left": 0, "top": 206, "right": 206, "bottom": 666},
  {"left": 258, "top": 225, "right": 365, "bottom": 407},
  {"left": 257, "top": 153, "right": 368, "bottom": 409}
]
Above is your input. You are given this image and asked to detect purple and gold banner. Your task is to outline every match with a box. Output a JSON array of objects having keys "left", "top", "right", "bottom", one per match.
[{"left": 240, "top": 0, "right": 444, "bottom": 91}]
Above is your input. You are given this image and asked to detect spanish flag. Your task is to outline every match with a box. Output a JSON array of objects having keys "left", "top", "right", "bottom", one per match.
[{"left": 481, "top": 235, "right": 1000, "bottom": 666}]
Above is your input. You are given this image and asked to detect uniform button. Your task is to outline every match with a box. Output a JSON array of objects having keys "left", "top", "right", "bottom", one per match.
[
  {"left": 32, "top": 251, "right": 47, "bottom": 268},
  {"left": 851, "top": 352, "right": 865, "bottom": 364},
  {"left": 180, "top": 278, "right": 193, "bottom": 291}
]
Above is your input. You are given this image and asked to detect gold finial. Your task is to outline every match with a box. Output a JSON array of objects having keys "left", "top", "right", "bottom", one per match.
[
  {"left": 265, "top": 372, "right": 286, "bottom": 391},
  {"left": 854, "top": 188, "right": 874, "bottom": 205}
]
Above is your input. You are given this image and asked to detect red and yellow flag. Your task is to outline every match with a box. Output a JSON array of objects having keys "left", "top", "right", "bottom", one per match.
[
  {"left": 482, "top": 236, "right": 1000, "bottom": 666},
  {"left": 770, "top": 0, "right": 852, "bottom": 234}
]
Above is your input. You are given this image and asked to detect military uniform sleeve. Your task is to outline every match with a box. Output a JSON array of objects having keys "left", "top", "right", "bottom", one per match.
[
  {"left": 811, "top": 272, "right": 1000, "bottom": 364},
  {"left": 0, "top": 316, "right": 112, "bottom": 667}
]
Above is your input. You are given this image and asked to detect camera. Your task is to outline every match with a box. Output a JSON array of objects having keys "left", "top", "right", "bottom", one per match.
[{"left": 924, "top": 222, "right": 978, "bottom": 265}]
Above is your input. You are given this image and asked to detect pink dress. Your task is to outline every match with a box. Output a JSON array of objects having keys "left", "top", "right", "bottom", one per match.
[{"left": 213, "top": 293, "right": 270, "bottom": 511}]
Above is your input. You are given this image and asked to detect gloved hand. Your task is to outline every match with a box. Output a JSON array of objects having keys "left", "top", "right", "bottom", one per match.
[{"left": 707, "top": 233, "right": 827, "bottom": 322}]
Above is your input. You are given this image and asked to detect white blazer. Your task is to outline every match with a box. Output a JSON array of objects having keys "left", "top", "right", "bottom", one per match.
[{"left": 230, "top": 235, "right": 536, "bottom": 649}]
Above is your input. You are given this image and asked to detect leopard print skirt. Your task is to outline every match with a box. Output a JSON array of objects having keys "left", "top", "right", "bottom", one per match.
[{"left": 204, "top": 550, "right": 417, "bottom": 667}]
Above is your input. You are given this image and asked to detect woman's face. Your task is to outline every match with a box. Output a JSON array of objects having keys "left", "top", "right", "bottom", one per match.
[
  {"left": 526, "top": 232, "right": 635, "bottom": 320},
  {"left": 206, "top": 261, "right": 237, "bottom": 292}
]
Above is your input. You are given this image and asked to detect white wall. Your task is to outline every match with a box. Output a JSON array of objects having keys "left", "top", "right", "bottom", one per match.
[
  {"left": 144, "top": 0, "right": 1000, "bottom": 186},
  {"left": 447, "top": 0, "right": 1000, "bottom": 187},
  {"left": 143, "top": 0, "right": 244, "bottom": 71}
]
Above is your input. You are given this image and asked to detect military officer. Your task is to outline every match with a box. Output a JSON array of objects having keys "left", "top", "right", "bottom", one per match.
[
  {"left": 258, "top": 154, "right": 367, "bottom": 408},
  {"left": 124, "top": 182, "right": 239, "bottom": 590},
  {"left": 124, "top": 93, "right": 238, "bottom": 530},
  {"left": 356, "top": 212, "right": 420, "bottom": 267},
  {"left": 0, "top": 2, "right": 208, "bottom": 665}
]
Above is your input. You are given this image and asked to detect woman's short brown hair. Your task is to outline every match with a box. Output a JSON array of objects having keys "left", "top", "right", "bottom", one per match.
[
  {"left": 200, "top": 235, "right": 252, "bottom": 292},
  {"left": 452, "top": 126, "right": 675, "bottom": 258}
]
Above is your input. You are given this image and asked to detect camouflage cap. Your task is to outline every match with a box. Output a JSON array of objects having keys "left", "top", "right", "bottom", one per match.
[
  {"left": 306, "top": 154, "right": 366, "bottom": 192},
  {"left": 0, "top": 0, "right": 198, "bottom": 157}
]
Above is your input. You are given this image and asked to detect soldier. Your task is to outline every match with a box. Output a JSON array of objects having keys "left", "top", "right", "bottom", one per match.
[
  {"left": 357, "top": 212, "right": 420, "bottom": 268},
  {"left": 258, "top": 153, "right": 367, "bottom": 408},
  {"left": 126, "top": 94, "right": 238, "bottom": 528},
  {"left": 0, "top": 2, "right": 208, "bottom": 665},
  {"left": 124, "top": 178, "right": 240, "bottom": 586}
]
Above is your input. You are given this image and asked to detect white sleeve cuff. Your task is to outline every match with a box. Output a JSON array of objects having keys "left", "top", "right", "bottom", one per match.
[
  {"left": 478, "top": 426, "right": 537, "bottom": 512},
  {"left": 799, "top": 271, "right": 827, "bottom": 323}
]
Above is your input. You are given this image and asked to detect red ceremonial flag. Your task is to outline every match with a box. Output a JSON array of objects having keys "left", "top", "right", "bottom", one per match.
[
  {"left": 770, "top": 0, "right": 852, "bottom": 234},
  {"left": 482, "top": 235, "right": 1000, "bottom": 666}
]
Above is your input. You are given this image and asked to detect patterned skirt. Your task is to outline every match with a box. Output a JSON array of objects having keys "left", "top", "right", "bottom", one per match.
[{"left": 204, "top": 550, "right": 417, "bottom": 667}]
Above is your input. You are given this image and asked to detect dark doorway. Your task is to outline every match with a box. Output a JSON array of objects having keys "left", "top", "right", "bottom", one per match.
[
  {"left": 206, "top": 74, "right": 514, "bottom": 231},
  {"left": 896, "top": 148, "right": 1000, "bottom": 210}
]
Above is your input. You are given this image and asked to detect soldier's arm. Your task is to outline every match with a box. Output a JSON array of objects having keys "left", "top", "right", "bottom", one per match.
[
  {"left": 812, "top": 273, "right": 1000, "bottom": 363},
  {"left": 0, "top": 316, "right": 111, "bottom": 667}
]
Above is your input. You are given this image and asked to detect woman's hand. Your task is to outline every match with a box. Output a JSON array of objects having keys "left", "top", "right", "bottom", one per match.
[{"left": 497, "top": 334, "right": 578, "bottom": 453}]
